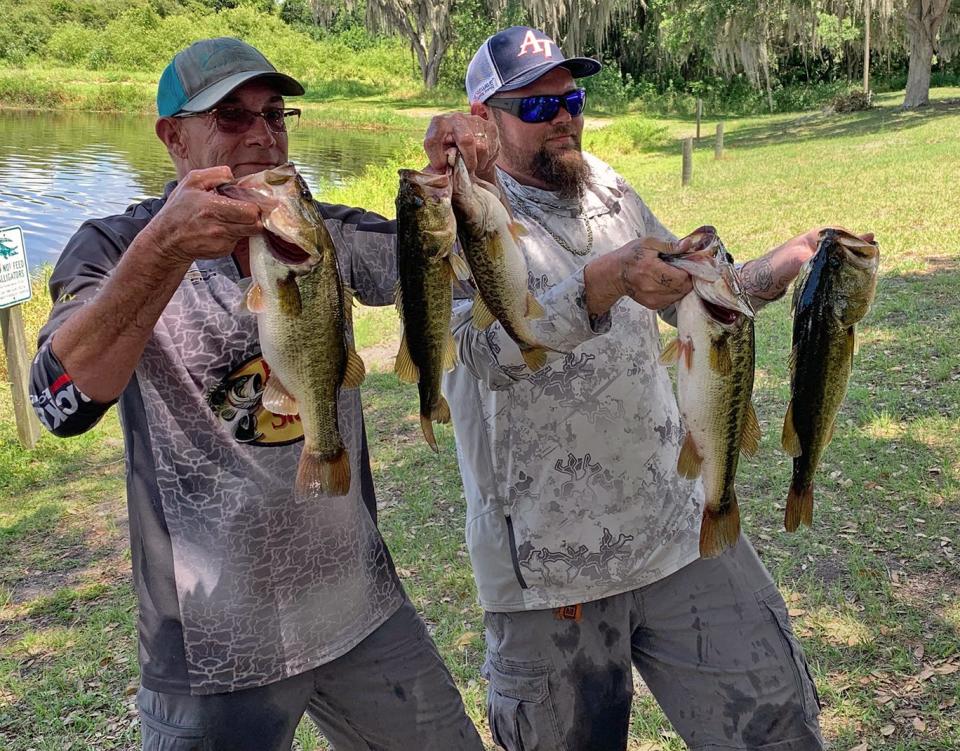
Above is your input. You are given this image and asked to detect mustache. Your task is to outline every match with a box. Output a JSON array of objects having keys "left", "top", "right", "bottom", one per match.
[{"left": 547, "top": 126, "right": 579, "bottom": 139}]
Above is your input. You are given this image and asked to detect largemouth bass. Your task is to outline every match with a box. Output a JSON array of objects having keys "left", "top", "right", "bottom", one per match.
[
  {"left": 220, "top": 163, "right": 365, "bottom": 498},
  {"left": 781, "top": 228, "right": 879, "bottom": 531},
  {"left": 394, "top": 168, "right": 469, "bottom": 452},
  {"left": 449, "top": 155, "right": 554, "bottom": 371},
  {"left": 661, "top": 231, "right": 760, "bottom": 558}
]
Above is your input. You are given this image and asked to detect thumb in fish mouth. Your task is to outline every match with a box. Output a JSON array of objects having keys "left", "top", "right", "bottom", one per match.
[{"left": 216, "top": 182, "right": 280, "bottom": 216}]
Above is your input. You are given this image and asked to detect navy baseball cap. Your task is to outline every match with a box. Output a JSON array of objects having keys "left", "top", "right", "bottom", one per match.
[
  {"left": 466, "top": 26, "right": 601, "bottom": 103},
  {"left": 157, "top": 37, "right": 304, "bottom": 117}
]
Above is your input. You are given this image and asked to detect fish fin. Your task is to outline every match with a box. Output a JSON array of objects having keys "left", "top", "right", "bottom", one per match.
[
  {"left": 699, "top": 498, "right": 741, "bottom": 558},
  {"left": 342, "top": 348, "right": 366, "bottom": 389},
  {"left": 740, "top": 402, "right": 762, "bottom": 457},
  {"left": 245, "top": 282, "right": 266, "bottom": 313},
  {"left": 781, "top": 401, "right": 802, "bottom": 457},
  {"left": 784, "top": 482, "right": 814, "bottom": 532},
  {"left": 849, "top": 326, "right": 858, "bottom": 364},
  {"left": 442, "top": 332, "right": 458, "bottom": 371},
  {"left": 296, "top": 447, "right": 351, "bottom": 499},
  {"left": 659, "top": 337, "right": 681, "bottom": 365},
  {"left": 262, "top": 375, "right": 299, "bottom": 415},
  {"left": 709, "top": 338, "right": 733, "bottom": 375},
  {"left": 521, "top": 346, "right": 549, "bottom": 372},
  {"left": 508, "top": 221, "right": 528, "bottom": 241},
  {"left": 448, "top": 252, "right": 472, "bottom": 282},
  {"left": 342, "top": 286, "right": 357, "bottom": 325},
  {"left": 827, "top": 418, "right": 836, "bottom": 446},
  {"left": 432, "top": 394, "right": 451, "bottom": 424},
  {"left": 394, "top": 281, "right": 404, "bottom": 315},
  {"left": 420, "top": 415, "right": 439, "bottom": 454},
  {"left": 277, "top": 276, "right": 302, "bottom": 317},
  {"left": 684, "top": 339, "right": 694, "bottom": 369},
  {"left": 526, "top": 292, "right": 545, "bottom": 319},
  {"left": 471, "top": 296, "right": 497, "bottom": 329},
  {"left": 787, "top": 345, "right": 799, "bottom": 378},
  {"left": 677, "top": 432, "right": 703, "bottom": 479},
  {"left": 394, "top": 331, "right": 420, "bottom": 384}
]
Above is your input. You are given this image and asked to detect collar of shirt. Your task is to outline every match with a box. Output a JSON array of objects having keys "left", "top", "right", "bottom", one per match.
[{"left": 496, "top": 152, "right": 623, "bottom": 221}]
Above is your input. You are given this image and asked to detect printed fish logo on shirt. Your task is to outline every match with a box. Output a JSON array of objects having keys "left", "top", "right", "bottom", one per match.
[{"left": 206, "top": 354, "right": 304, "bottom": 447}]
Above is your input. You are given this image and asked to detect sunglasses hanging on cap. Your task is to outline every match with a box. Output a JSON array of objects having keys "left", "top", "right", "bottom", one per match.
[{"left": 486, "top": 89, "right": 586, "bottom": 124}]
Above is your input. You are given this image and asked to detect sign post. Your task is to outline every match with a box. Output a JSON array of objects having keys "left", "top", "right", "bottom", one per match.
[{"left": 0, "top": 226, "right": 41, "bottom": 449}]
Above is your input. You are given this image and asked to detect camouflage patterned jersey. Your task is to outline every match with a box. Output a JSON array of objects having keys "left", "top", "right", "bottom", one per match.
[
  {"left": 444, "top": 153, "right": 706, "bottom": 612},
  {"left": 29, "top": 183, "right": 404, "bottom": 695}
]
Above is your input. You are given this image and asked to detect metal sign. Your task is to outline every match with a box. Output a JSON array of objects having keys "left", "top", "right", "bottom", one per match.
[{"left": 0, "top": 226, "right": 32, "bottom": 309}]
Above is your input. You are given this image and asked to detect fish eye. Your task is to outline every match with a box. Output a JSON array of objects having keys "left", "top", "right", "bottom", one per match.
[{"left": 413, "top": 196, "right": 424, "bottom": 208}]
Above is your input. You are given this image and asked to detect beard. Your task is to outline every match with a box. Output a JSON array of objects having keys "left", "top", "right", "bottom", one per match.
[
  {"left": 530, "top": 132, "right": 590, "bottom": 199},
  {"left": 494, "top": 112, "right": 591, "bottom": 199}
]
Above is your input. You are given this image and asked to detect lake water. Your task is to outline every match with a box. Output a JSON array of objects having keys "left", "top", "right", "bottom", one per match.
[{"left": 0, "top": 110, "right": 404, "bottom": 269}]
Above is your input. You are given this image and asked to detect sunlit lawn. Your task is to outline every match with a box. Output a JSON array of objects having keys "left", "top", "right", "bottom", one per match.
[{"left": 1, "top": 89, "right": 958, "bottom": 750}]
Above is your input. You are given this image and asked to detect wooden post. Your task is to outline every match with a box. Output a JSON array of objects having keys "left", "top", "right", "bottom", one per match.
[
  {"left": 695, "top": 98, "right": 703, "bottom": 142},
  {"left": 682, "top": 138, "right": 693, "bottom": 186},
  {"left": 715, "top": 122, "right": 725, "bottom": 160},
  {"left": 1, "top": 305, "right": 41, "bottom": 449},
  {"left": 863, "top": 0, "right": 871, "bottom": 94}
]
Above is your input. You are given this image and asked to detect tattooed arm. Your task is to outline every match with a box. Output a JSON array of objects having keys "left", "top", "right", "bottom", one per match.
[
  {"left": 739, "top": 229, "right": 821, "bottom": 306},
  {"left": 584, "top": 235, "right": 695, "bottom": 316}
]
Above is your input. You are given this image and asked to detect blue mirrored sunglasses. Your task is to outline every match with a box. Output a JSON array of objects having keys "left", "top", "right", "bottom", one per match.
[{"left": 486, "top": 89, "right": 586, "bottom": 124}]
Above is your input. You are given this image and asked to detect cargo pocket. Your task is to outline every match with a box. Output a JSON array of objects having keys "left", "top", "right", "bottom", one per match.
[
  {"left": 486, "top": 656, "right": 566, "bottom": 751},
  {"left": 138, "top": 691, "right": 207, "bottom": 751},
  {"left": 756, "top": 583, "right": 822, "bottom": 720}
]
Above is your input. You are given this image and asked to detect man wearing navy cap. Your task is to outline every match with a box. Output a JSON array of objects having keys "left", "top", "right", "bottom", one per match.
[
  {"left": 30, "top": 37, "right": 485, "bottom": 750},
  {"left": 424, "top": 25, "right": 856, "bottom": 750}
]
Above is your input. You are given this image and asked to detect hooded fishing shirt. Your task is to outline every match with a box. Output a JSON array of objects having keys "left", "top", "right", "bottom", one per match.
[
  {"left": 29, "top": 183, "right": 404, "bottom": 695},
  {"left": 444, "top": 153, "right": 706, "bottom": 612}
]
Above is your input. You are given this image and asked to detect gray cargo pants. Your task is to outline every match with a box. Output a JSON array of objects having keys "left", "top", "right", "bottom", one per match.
[
  {"left": 483, "top": 536, "right": 824, "bottom": 751},
  {"left": 137, "top": 598, "right": 483, "bottom": 751}
]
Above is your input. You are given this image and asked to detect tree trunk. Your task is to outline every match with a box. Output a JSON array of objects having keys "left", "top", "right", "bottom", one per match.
[
  {"left": 863, "top": 0, "right": 871, "bottom": 93},
  {"left": 903, "top": 0, "right": 951, "bottom": 108}
]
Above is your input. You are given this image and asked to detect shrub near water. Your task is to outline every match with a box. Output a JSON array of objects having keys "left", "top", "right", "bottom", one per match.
[{"left": 2, "top": 4, "right": 420, "bottom": 107}]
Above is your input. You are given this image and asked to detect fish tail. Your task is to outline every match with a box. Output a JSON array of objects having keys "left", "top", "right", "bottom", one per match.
[
  {"left": 699, "top": 497, "right": 741, "bottom": 558},
  {"left": 296, "top": 447, "right": 351, "bottom": 499},
  {"left": 520, "top": 346, "right": 549, "bottom": 372},
  {"left": 420, "top": 396, "right": 452, "bottom": 454},
  {"left": 784, "top": 482, "right": 814, "bottom": 532},
  {"left": 420, "top": 415, "right": 439, "bottom": 454}
]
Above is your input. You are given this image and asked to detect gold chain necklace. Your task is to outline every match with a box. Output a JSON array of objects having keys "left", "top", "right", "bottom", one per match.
[{"left": 513, "top": 188, "right": 594, "bottom": 257}]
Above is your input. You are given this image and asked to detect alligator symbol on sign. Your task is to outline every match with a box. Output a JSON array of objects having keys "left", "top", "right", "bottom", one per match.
[{"left": 0, "top": 238, "right": 18, "bottom": 259}]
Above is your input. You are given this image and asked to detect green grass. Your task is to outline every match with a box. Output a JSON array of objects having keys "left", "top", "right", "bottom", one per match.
[{"left": 2, "top": 89, "right": 959, "bottom": 749}]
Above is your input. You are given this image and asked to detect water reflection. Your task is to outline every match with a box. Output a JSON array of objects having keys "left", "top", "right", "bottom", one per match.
[{"left": 0, "top": 111, "right": 402, "bottom": 269}]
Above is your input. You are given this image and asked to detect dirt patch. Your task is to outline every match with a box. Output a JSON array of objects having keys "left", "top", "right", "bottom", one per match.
[
  {"left": 359, "top": 343, "right": 398, "bottom": 373},
  {"left": 0, "top": 496, "right": 129, "bottom": 615}
]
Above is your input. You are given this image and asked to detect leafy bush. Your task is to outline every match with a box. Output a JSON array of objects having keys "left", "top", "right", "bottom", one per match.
[
  {"left": 582, "top": 64, "right": 636, "bottom": 114},
  {"left": 44, "top": 23, "right": 98, "bottom": 66},
  {"left": 830, "top": 88, "right": 873, "bottom": 113}
]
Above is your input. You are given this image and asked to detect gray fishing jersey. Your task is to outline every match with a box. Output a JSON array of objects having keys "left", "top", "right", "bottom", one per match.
[
  {"left": 444, "top": 153, "right": 706, "bottom": 612},
  {"left": 29, "top": 183, "right": 404, "bottom": 695}
]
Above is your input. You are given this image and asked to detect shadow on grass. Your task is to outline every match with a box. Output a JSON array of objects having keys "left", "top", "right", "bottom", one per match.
[
  {"left": 720, "top": 99, "right": 959, "bottom": 152},
  {"left": 640, "top": 98, "right": 960, "bottom": 158},
  {"left": 0, "top": 489, "right": 128, "bottom": 618}
]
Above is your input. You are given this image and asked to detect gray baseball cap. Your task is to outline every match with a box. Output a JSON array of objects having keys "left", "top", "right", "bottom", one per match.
[{"left": 157, "top": 37, "right": 304, "bottom": 117}]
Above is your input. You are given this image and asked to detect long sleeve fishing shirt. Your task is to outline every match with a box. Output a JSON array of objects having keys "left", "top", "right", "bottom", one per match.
[
  {"left": 444, "top": 153, "right": 706, "bottom": 612},
  {"left": 28, "top": 182, "right": 404, "bottom": 695}
]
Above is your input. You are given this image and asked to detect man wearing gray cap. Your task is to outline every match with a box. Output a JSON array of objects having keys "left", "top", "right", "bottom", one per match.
[
  {"left": 423, "top": 24, "right": 845, "bottom": 751},
  {"left": 29, "top": 37, "right": 484, "bottom": 750}
]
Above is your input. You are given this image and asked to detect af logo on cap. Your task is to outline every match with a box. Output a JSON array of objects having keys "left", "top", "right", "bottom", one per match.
[{"left": 517, "top": 30, "right": 554, "bottom": 58}]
